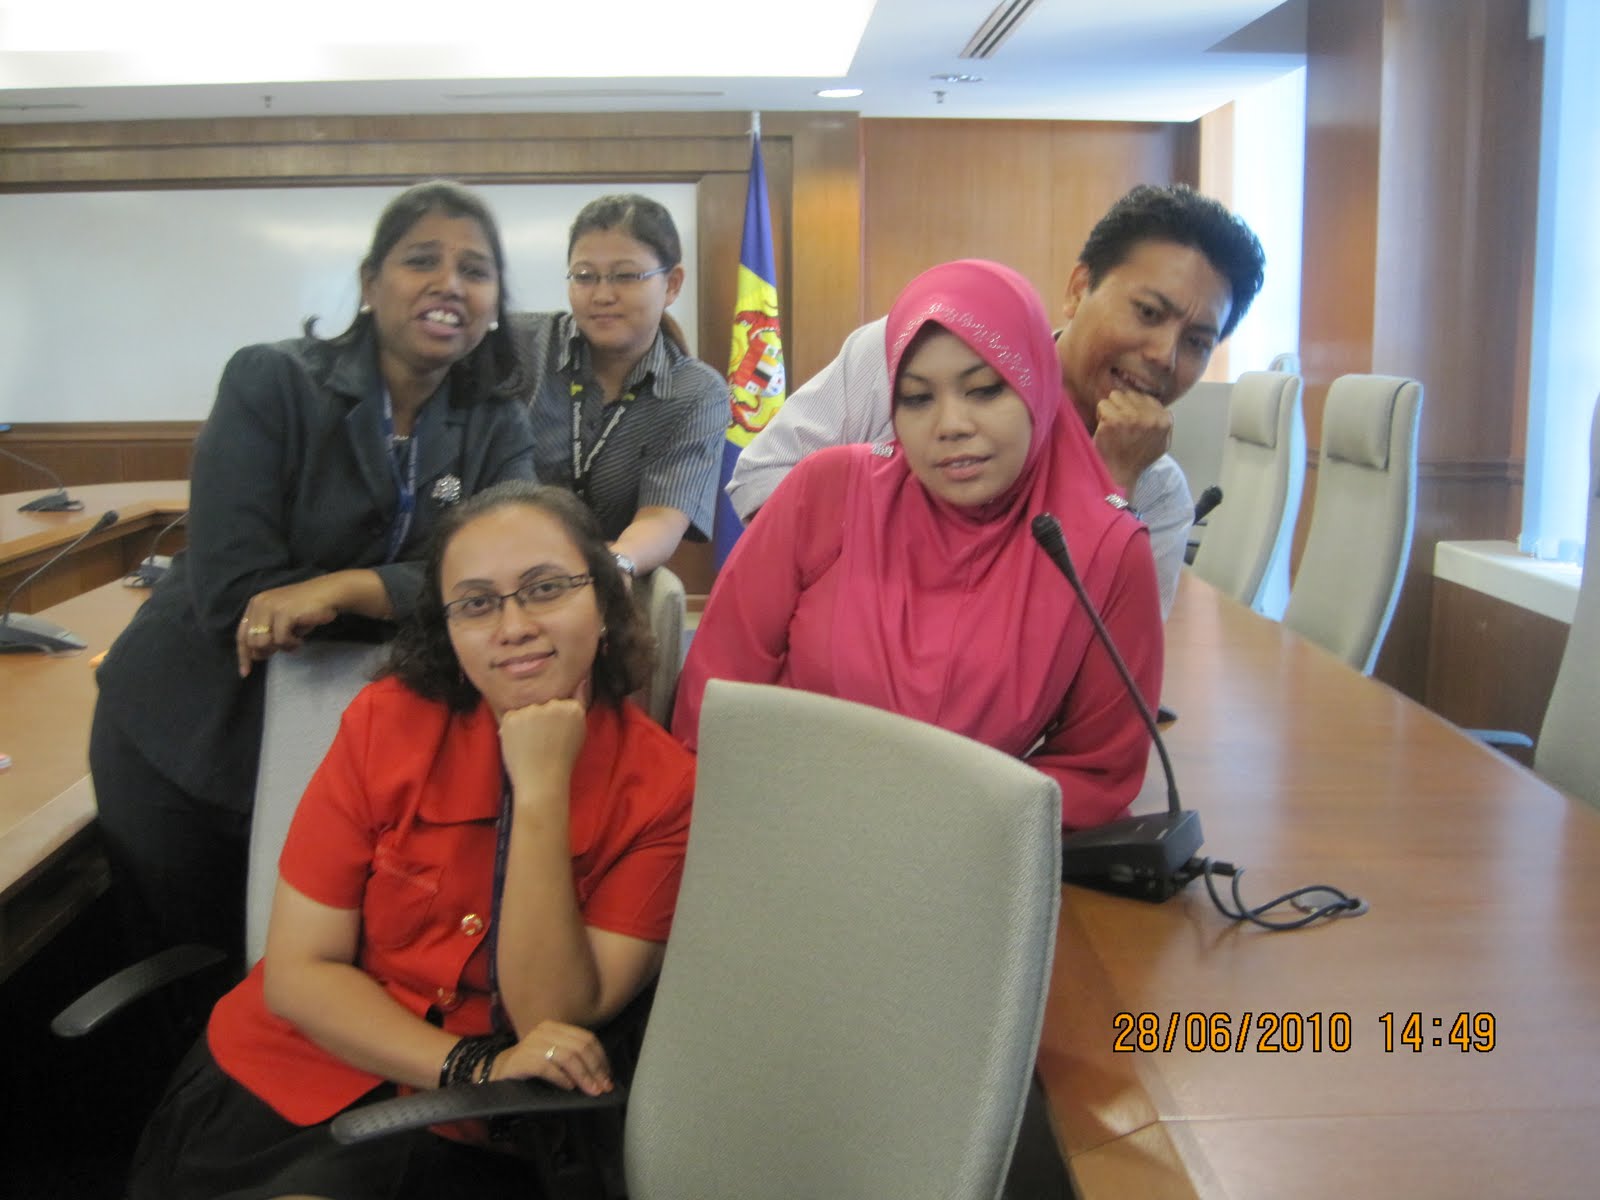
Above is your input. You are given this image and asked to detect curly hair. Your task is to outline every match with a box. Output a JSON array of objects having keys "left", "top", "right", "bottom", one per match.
[
  {"left": 307, "top": 179, "right": 527, "bottom": 402},
  {"left": 379, "top": 482, "right": 655, "bottom": 712},
  {"left": 1077, "top": 184, "right": 1266, "bottom": 340}
]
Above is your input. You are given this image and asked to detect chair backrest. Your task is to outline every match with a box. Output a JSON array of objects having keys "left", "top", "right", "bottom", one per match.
[
  {"left": 632, "top": 565, "right": 686, "bottom": 728},
  {"left": 246, "top": 640, "right": 386, "bottom": 963},
  {"left": 1189, "top": 371, "right": 1305, "bottom": 618},
  {"left": 1283, "top": 374, "right": 1424, "bottom": 673},
  {"left": 1269, "top": 350, "right": 1302, "bottom": 375},
  {"left": 1169, "top": 378, "right": 1233, "bottom": 506},
  {"left": 1536, "top": 394, "right": 1600, "bottom": 807},
  {"left": 625, "top": 681, "right": 1062, "bottom": 1200}
]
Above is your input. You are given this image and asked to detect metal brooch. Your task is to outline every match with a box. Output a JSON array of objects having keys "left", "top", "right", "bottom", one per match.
[{"left": 431, "top": 474, "right": 463, "bottom": 504}]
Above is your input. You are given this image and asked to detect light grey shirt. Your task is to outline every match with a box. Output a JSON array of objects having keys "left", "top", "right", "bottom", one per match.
[{"left": 727, "top": 315, "right": 1192, "bottom": 618}]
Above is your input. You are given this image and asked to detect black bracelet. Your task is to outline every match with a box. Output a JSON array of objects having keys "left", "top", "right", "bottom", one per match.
[{"left": 439, "top": 1033, "right": 515, "bottom": 1088}]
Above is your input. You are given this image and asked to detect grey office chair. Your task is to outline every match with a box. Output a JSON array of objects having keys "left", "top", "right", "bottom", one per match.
[
  {"left": 1283, "top": 375, "right": 1423, "bottom": 673},
  {"left": 632, "top": 566, "right": 686, "bottom": 728},
  {"left": 333, "top": 680, "right": 1064, "bottom": 1198},
  {"left": 1189, "top": 371, "right": 1305, "bottom": 618},
  {"left": 625, "top": 680, "right": 1062, "bottom": 1200},
  {"left": 53, "top": 640, "right": 383, "bottom": 1034},
  {"left": 1531, "top": 394, "right": 1600, "bottom": 807},
  {"left": 244, "top": 639, "right": 387, "bottom": 961}
]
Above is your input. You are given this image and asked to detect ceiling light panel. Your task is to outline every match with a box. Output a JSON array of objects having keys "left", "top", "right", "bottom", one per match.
[{"left": 0, "top": 0, "right": 878, "bottom": 87}]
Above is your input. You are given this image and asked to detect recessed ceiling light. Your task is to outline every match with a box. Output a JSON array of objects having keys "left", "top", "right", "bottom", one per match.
[{"left": 815, "top": 87, "right": 864, "bottom": 99}]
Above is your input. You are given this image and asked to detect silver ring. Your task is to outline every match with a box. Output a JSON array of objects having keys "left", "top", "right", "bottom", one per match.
[{"left": 545, "top": 1045, "right": 557, "bottom": 1061}]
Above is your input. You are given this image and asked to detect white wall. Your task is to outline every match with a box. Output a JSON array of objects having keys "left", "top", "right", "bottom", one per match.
[
  {"left": 1223, "top": 66, "right": 1306, "bottom": 378},
  {"left": 0, "top": 182, "right": 699, "bottom": 423}
]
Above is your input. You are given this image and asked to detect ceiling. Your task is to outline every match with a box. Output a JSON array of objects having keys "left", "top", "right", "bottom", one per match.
[{"left": 0, "top": 0, "right": 1307, "bottom": 125}]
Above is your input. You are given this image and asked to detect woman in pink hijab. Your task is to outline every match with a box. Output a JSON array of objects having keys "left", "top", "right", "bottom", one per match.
[{"left": 673, "top": 259, "right": 1161, "bottom": 829}]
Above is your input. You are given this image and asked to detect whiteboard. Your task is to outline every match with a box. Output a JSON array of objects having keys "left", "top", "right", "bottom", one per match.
[{"left": 0, "top": 182, "right": 699, "bottom": 423}]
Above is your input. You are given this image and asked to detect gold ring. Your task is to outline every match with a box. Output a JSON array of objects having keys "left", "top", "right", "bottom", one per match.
[
  {"left": 545, "top": 1045, "right": 557, "bottom": 1061},
  {"left": 248, "top": 624, "right": 271, "bottom": 637}
]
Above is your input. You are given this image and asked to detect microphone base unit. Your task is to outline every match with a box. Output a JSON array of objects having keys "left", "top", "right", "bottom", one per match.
[
  {"left": 1063, "top": 810, "right": 1204, "bottom": 903},
  {"left": 0, "top": 612, "right": 88, "bottom": 654},
  {"left": 18, "top": 490, "right": 85, "bottom": 513}
]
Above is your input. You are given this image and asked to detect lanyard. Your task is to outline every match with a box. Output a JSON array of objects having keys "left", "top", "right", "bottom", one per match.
[
  {"left": 380, "top": 389, "right": 419, "bottom": 564},
  {"left": 569, "top": 381, "right": 631, "bottom": 501},
  {"left": 485, "top": 770, "right": 514, "bottom": 1033}
]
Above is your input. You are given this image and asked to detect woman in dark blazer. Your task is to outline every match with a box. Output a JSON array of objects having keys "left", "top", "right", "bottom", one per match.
[{"left": 90, "top": 180, "right": 536, "bottom": 984}]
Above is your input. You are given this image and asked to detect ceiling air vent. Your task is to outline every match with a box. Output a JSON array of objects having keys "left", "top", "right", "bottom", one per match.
[{"left": 959, "top": 0, "right": 1042, "bottom": 60}]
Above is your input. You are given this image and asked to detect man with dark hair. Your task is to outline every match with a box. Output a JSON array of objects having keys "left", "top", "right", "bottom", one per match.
[{"left": 726, "top": 184, "right": 1266, "bottom": 618}]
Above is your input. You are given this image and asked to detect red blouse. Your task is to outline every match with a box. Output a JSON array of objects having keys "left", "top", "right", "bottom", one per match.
[{"left": 208, "top": 677, "right": 695, "bottom": 1125}]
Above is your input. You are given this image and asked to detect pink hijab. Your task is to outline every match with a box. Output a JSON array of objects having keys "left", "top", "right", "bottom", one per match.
[{"left": 828, "top": 259, "right": 1145, "bottom": 756}]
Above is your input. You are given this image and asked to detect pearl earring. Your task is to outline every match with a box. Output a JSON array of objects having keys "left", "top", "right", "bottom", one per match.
[
  {"left": 489, "top": 320, "right": 500, "bottom": 332},
  {"left": 359, "top": 303, "right": 372, "bottom": 314}
]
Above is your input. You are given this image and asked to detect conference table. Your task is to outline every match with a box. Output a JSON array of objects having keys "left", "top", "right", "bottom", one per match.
[
  {"left": 0, "top": 481, "right": 189, "bottom": 613},
  {"left": 0, "top": 582, "right": 149, "bottom": 982},
  {"left": 6, "top": 546, "right": 1600, "bottom": 1192},
  {"left": 1041, "top": 576, "right": 1600, "bottom": 1198},
  {"left": 0, "top": 480, "right": 185, "bottom": 982}
]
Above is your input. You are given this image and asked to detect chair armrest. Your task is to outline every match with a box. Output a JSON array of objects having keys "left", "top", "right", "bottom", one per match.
[
  {"left": 1466, "top": 729, "right": 1535, "bottom": 750},
  {"left": 51, "top": 944, "right": 228, "bottom": 1038},
  {"left": 330, "top": 1079, "right": 627, "bottom": 1146}
]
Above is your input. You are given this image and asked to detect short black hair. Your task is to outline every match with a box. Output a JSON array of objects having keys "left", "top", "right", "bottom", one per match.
[
  {"left": 380, "top": 482, "right": 655, "bottom": 713},
  {"left": 1078, "top": 184, "right": 1266, "bottom": 340},
  {"left": 309, "top": 179, "right": 526, "bottom": 401}
]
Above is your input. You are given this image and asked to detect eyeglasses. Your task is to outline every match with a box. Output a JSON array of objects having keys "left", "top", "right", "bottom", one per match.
[
  {"left": 565, "top": 267, "right": 671, "bottom": 289},
  {"left": 443, "top": 574, "right": 593, "bottom": 623}
]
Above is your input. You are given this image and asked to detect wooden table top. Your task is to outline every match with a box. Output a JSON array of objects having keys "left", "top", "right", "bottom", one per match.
[
  {"left": 0, "top": 582, "right": 147, "bottom": 900},
  {"left": 0, "top": 480, "right": 188, "bottom": 570},
  {"left": 1039, "top": 576, "right": 1600, "bottom": 1198}
]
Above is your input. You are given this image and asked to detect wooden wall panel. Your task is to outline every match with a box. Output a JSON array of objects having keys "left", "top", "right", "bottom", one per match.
[
  {"left": 1297, "top": 0, "right": 1540, "bottom": 703},
  {"left": 0, "top": 423, "right": 196, "bottom": 493},
  {"left": 1425, "top": 578, "right": 1568, "bottom": 759},
  {"left": 861, "top": 119, "right": 1197, "bottom": 325},
  {"left": 1299, "top": 0, "right": 1383, "bottom": 438}
]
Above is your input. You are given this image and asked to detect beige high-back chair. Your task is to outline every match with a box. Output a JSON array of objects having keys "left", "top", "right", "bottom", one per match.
[
  {"left": 1533, "top": 395, "right": 1600, "bottom": 807},
  {"left": 625, "top": 680, "right": 1063, "bottom": 1200},
  {"left": 1169, "top": 379, "right": 1232, "bottom": 537},
  {"left": 1283, "top": 375, "right": 1424, "bottom": 673},
  {"left": 245, "top": 640, "right": 386, "bottom": 961},
  {"left": 632, "top": 566, "right": 686, "bottom": 728},
  {"left": 1189, "top": 371, "right": 1305, "bottom": 618}
]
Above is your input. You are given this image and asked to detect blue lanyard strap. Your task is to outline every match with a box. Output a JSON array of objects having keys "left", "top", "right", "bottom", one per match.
[
  {"left": 485, "top": 771, "right": 514, "bottom": 1033},
  {"left": 381, "top": 390, "right": 419, "bottom": 564}
]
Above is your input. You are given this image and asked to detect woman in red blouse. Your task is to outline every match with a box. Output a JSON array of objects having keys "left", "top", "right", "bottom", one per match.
[{"left": 127, "top": 482, "right": 695, "bottom": 1200}]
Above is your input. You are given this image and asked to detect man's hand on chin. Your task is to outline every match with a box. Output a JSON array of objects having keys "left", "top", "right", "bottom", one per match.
[{"left": 1093, "top": 389, "right": 1173, "bottom": 495}]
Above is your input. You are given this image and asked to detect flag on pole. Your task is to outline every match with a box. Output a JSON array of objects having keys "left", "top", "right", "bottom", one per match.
[{"left": 713, "top": 117, "right": 786, "bottom": 567}]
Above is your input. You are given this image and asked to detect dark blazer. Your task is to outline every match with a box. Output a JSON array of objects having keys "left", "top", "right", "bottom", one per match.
[{"left": 94, "top": 328, "right": 536, "bottom": 809}]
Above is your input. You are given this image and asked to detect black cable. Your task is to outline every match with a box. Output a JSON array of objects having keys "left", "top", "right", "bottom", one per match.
[{"left": 1174, "top": 857, "right": 1366, "bottom": 931}]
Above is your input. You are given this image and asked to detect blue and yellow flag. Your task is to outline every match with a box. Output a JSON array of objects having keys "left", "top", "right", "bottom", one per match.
[{"left": 713, "top": 125, "right": 786, "bottom": 567}]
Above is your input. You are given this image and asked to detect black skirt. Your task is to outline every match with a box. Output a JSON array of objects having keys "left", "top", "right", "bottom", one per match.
[{"left": 126, "top": 1039, "right": 542, "bottom": 1200}]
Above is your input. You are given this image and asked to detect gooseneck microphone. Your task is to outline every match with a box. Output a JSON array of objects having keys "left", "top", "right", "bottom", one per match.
[
  {"left": 1031, "top": 512, "right": 1203, "bottom": 901},
  {"left": 0, "top": 443, "right": 84, "bottom": 513},
  {"left": 0, "top": 509, "right": 120, "bottom": 653},
  {"left": 124, "top": 511, "right": 187, "bottom": 589},
  {"left": 1193, "top": 484, "right": 1224, "bottom": 525}
]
